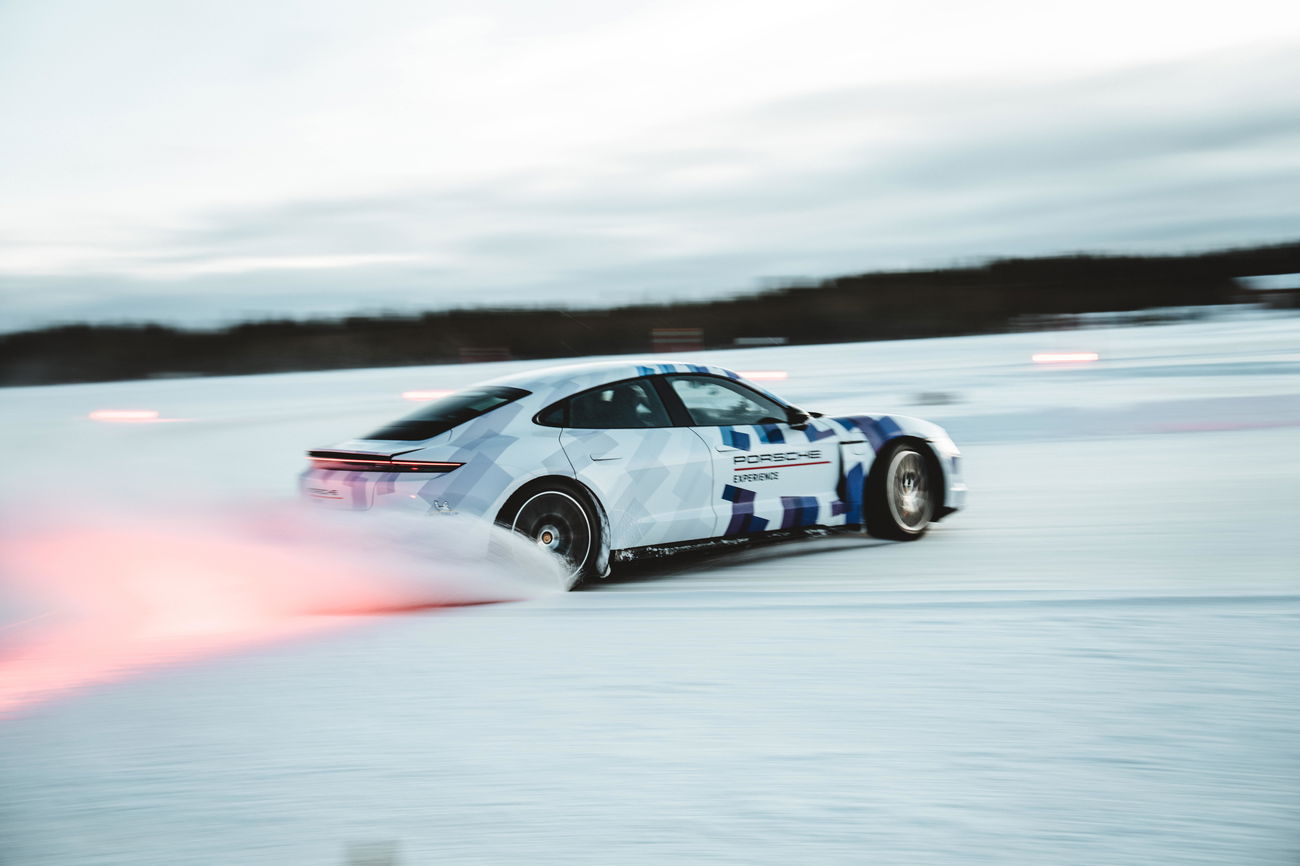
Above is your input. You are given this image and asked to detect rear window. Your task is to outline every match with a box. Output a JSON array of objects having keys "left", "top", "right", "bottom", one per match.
[{"left": 363, "top": 386, "right": 529, "bottom": 441}]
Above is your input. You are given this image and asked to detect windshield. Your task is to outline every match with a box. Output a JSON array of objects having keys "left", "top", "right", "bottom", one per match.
[{"left": 363, "top": 386, "right": 529, "bottom": 441}]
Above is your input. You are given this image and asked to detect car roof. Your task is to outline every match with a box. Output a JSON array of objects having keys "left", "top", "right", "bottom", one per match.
[{"left": 479, "top": 359, "right": 747, "bottom": 394}]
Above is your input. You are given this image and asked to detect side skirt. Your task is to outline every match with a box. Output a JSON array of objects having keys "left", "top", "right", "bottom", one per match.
[{"left": 610, "top": 524, "right": 864, "bottom": 565}]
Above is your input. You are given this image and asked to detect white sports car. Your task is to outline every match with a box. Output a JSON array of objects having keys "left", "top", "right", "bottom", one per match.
[{"left": 301, "top": 360, "right": 966, "bottom": 584}]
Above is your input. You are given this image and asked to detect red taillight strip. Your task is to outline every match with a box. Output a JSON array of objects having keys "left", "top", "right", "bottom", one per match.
[
  {"left": 307, "top": 454, "right": 463, "bottom": 473},
  {"left": 391, "top": 460, "right": 463, "bottom": 469}
]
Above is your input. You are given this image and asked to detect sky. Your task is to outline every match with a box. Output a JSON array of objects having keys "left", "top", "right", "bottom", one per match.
[{"left": 2, "top": 0, "right": 1299, "bottom": 331}]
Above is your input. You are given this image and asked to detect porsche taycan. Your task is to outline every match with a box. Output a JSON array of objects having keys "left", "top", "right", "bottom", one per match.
[{"left": 301, "top": 361, "right": 966, "bottom": 584}]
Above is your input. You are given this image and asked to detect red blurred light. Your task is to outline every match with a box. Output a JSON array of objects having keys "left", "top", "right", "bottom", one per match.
[
  {"left": 739, "top": 370, "right": 789, "bottom": 380},
  {"left": 89, "top": 409, "right": 161, "bottom": 422},
  {"left": 1032, "top": 352, "right": 1100, "bottom": 364},
  {"left": 402, "top": 389, "right": 454, "bottom": 402}
]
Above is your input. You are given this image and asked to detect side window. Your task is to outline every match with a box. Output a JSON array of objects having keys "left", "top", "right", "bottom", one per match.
[
  {"left": 666, "top": 375, "right": 786, "bottom": 426},
  {"left": 567, "top": 378, "right": 673, "bottom": 429},
  {"left": 535, "top": 402, "right": 566, "bottom": 427}
]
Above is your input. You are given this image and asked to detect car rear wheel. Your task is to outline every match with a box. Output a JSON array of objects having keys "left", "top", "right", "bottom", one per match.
[
  {"left": 865, "top": 443, "right": 935, "bottom": 541},
  {"left": 507, "top": 488, "right": 598, "bottom": 588}
]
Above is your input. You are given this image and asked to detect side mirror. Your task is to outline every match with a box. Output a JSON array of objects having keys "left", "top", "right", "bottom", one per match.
[{"left": 785, "top": 406, "right": 811, "bottom": 429}]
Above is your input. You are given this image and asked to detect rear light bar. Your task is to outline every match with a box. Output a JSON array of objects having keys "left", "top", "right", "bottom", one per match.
[{"left": 307, "top": 450, "right": 463, "bottom": 473}]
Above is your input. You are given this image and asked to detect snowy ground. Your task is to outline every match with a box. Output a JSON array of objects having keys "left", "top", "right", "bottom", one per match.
[{"left": 2, "top": 311, "right": 1299, "bottom": 864}]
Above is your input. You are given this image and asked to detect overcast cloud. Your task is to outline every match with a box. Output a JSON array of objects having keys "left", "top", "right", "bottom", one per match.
[{"left": 1, "top": 0, "right": 1298, "bottom": 330}]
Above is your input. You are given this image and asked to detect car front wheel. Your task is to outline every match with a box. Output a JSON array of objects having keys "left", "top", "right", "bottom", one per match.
[{"left": 865, "top": 443, "right": 936, "bottom": 541}]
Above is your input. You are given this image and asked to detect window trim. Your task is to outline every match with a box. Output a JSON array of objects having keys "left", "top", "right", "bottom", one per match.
[
  {"left": 535, "top": 372, "right": 796, "bottom": 430},
  {"left": 533, "top": 375, "right": 676, "bottom": 430},
  {"left": 533, "top": 400, "right": 568, "bottom": 428}
]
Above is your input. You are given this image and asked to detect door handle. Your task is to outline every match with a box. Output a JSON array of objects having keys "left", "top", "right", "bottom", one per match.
[
  {"left": 590, "top": 453, "right": 624, "bottom": 461},
  {"left": 715, "top": 445, "right": 741, "bottom": 453}
]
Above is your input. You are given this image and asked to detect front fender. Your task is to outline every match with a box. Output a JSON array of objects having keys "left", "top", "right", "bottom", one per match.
[{"left": 827, "top": 413, "right": 964, "bottom": 520}]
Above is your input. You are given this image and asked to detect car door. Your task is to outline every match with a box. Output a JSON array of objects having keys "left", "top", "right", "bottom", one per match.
[
  {"left": 556, "top": 376, "right": 718, "bottom": 549},
  {"left": 659, "top": 374, "right": 843, "bottom": 537}
]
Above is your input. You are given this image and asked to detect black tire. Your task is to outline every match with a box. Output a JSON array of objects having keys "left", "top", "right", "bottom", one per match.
[
  {"left": 865, "top": 441, "right": 936, "bottom": 541},
  {"left": 499, "top": 485, "right": 600, "bottom": 588}
]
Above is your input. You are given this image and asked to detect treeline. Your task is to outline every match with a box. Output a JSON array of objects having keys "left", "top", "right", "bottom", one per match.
[{"left": 3, "top": 240, "right": 1298, "bottom": 386}]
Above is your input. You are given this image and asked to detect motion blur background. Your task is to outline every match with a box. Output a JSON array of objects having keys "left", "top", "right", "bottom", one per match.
[
  {"left": 2, "top": 0, "right": 1300, "bottom": 335},
  {"left": 2, "top": 1, "right": 1299, "bottom": 864}
]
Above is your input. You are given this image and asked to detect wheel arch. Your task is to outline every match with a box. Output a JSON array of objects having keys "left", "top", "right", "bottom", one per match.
[
  {"left": 866, "top": 435, "right": 946, "bottom": 515},
  {"left": 494, "top": 474, "right": 613, "bottom": 578}
]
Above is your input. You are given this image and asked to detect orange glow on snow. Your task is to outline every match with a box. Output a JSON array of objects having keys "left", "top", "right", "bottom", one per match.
[
  {"left": 1031, "top": 352, "right": 1100, "bottom": 364},
  {"left": 739, "top": 370, "right": 789, "bottom": 380},
  {"left": 402, "top": 389, "right": 455, "bottom": 401},
  {"left": 88, "top": 409, "right": 162, "bottom": 422},
  {"left": 0, "top": 505, "right": 552, "bottom": 716},
  {"left": 0, "top": 522, "right": 344, "bottom": 715}
]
